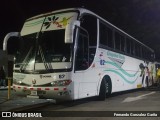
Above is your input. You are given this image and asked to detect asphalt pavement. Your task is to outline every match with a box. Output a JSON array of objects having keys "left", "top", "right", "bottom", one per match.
[
  {"left": 1, "top": 85, "right": 160, "bottom": 112},
  {"left": 1, "top": 86, "right": 160, "bottom": 119},
  {"left": 0, "top": 86, "right": 52, "bottom": 112}
]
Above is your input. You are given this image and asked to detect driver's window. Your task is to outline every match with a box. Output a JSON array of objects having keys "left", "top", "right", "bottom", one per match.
[
  {"left": 80, "top": 14, "right": 97, "bottom": 66},
  {"left": 75, "top": 14, "right": 97, "bottom": 71}
]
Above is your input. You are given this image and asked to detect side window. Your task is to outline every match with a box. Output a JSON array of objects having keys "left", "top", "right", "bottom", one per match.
[
  {"left": 126, "top": 38, "right": 134, "bottom": 55},
  {"left": 115, "top": 32, "right": 125, "bottom": 52},
  {"left": 135, "top": 42, "right": 142, "bottom": 58},
  {"left": 126, "top": 38, "right": 131, "bottom": 54},
  {"left": 99, "top": 21, "right": 113, "bottom": 48},
  {"left": 142, "top": 47, "right": 147, "bottom": 59},
  {"left": 115, "top": 32, "right": 121, "bottom": 50},
  {"left": 80, "top": 14, "right": 97, "bottom": 46},
  {"left": 130, "top": 40, "right": 134, "bottom": 55},
  {"left": 142, "top": 47, "right": 154, "bottom": 61},
  {"left": 120, "top": 35, "right": 125, "bottom": 52}
]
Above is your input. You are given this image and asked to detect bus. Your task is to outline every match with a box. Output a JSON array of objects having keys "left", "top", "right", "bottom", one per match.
[
  {"left": 3, "top": 8, "right": 156, "bottom": 101},
  {"left": 154, "top": 62, "right": 160, "bottom": 85}
]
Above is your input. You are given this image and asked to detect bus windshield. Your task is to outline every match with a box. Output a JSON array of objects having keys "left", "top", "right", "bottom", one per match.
[
  {"left": 15, "top": 29, "right": 72, "bottom": 73},
  {"left": 14, "top": 11, "right": 78, "bottom": 73},
  {"left": 37, "top": 29, "right": 72, "bottom": 63}
]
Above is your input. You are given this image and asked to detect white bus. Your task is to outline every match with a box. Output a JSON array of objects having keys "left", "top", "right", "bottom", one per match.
[{"left": 4, "top": 8, "right": 156, "bottom": 101}]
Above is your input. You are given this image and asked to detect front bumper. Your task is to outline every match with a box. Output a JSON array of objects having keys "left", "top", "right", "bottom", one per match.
[{"left": 13, "top": 84, "right": 72, "bottom": 100}]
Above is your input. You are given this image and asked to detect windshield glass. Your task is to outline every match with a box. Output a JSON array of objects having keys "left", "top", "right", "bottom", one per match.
[
  {"left": 15, "top": 33, "right": 36, "bottom": 67},
  {"left": 15, "top": 29, "right": 72, "bottom": 73},
  {"left": 36, "top": 29, "right": 72, "bottom": 63},
  {"left": 14, "top": 11, "right": 78, "bottom": 73}
]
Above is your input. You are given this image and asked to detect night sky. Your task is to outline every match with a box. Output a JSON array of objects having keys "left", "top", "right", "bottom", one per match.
[{"left": 1, "top": 0, "right": 160, "bottom": 61}]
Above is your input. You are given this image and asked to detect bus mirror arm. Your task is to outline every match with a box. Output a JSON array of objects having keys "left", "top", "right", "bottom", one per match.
[
  {"left": 3, "top": 32, "right": 20, "bottom": 51},
  {"left": 65, "top": 20, "right": 80, "bottom": 43}
]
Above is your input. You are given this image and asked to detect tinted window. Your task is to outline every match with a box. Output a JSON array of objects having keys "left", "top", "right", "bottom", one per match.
[
  {"left": 80, "top": 14, "right": 97, "bottom": 46},
  {"left": 100, "top": 21, "right": 113, "bottom": 48},
  {"left": 135, "top": 42, "right": 142, "bottom": 57},
  {"left": 75, "top": 28, "right": 89, "bottom": 70},
  {"left": 80, "top": 14, "right": 97, "bottom": 67},
  {"left": 115, "top": 32, "right": 125, "bottom": 52},
  {"left": 126, "top": 38, "right": 134, "bottom": 55}
]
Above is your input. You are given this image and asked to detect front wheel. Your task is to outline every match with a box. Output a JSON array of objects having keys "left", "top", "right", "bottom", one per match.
[
  {"left": 98, "top": 79, "right": 111, "bottom": 100},
  {"left": 106, "top": 79, "right": 112, "bottom": 97},
  {"left": 98, "top": 79, "right": 106, "bottom": 100}
]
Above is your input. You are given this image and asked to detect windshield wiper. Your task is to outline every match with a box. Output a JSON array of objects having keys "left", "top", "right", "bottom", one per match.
[
  {"left": 39, "top": 46, "right": 53, "bottom": 71},
  {"left": 20, "top": 47, "right": 33, "bottom": 72}
]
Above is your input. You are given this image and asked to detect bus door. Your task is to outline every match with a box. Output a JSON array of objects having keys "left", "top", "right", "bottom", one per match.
[{"left": 73, "top": 27, "right": 97, "bottom": 99}]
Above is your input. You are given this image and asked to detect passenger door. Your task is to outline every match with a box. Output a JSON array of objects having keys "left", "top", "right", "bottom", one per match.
[
  {"left": 74, "top": 27, "right": 90, "bottom": 98},
  {"left": 73, "top": 14, "right": 98, "bottom": 99}
]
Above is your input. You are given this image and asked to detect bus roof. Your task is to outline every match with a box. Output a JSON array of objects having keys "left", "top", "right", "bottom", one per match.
[{"left": 27, "top": 8, "right": 154, "bottom": 53}]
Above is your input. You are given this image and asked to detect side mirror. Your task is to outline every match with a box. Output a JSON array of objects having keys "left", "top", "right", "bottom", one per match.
[
  {"left": 65, "top": 20, "right": 80, "bottom": 43},
  {"left": 3, "top": 32, "right": 20, "bottom": 51}
]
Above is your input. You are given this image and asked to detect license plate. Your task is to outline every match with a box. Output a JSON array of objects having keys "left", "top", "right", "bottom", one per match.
[{"left": 31, "top": 91, "right": 37, "bottom": 96}]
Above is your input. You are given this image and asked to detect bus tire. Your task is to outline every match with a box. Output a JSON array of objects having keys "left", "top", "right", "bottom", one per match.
[
  {"left": 106, "top": 79, "right": 112, "bottom": 97},
  {"left": 98, "top": 79, "right": 106, "bottom": 100}
]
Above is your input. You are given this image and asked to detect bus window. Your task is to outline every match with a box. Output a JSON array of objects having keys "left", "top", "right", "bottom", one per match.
[
  {"left": 135, "top": 42, "right": 142, "bottom": 58},
  {"left": 80, "top": 14, "right": 97, "bottom": 46},
  {"left": 142, "top": 47, "right": 154, "bottom": 61},
  {"left": 115, "top": 32, "right": 121, "bottom": 50},
  {"left": 131, "top": 40, "right": 135, "bottom": 55},
  {"left": 126, "top": 38, "right": 134, "bottom": 55},
  {"left": 99, "top": 21, "right": 113, "bottom": 48},
  {"left": 115, "top": 32, "right": 125, "bottom": 52},
  {"left": 80, "top": 14, "right": 97, "bottom": 66},
  {"left": 126, "top": 38, "right": 131, "bottom": 54},
  {"left": 75, "top": 27, "right": 89, "bottom": 71},
  {"left": 120, "top": 35, "right": 125, "bottom": 52}
]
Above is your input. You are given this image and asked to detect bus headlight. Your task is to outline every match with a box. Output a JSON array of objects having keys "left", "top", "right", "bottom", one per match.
[{"left": 51, "top": 80, "right": 72, "bottom": 86}]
